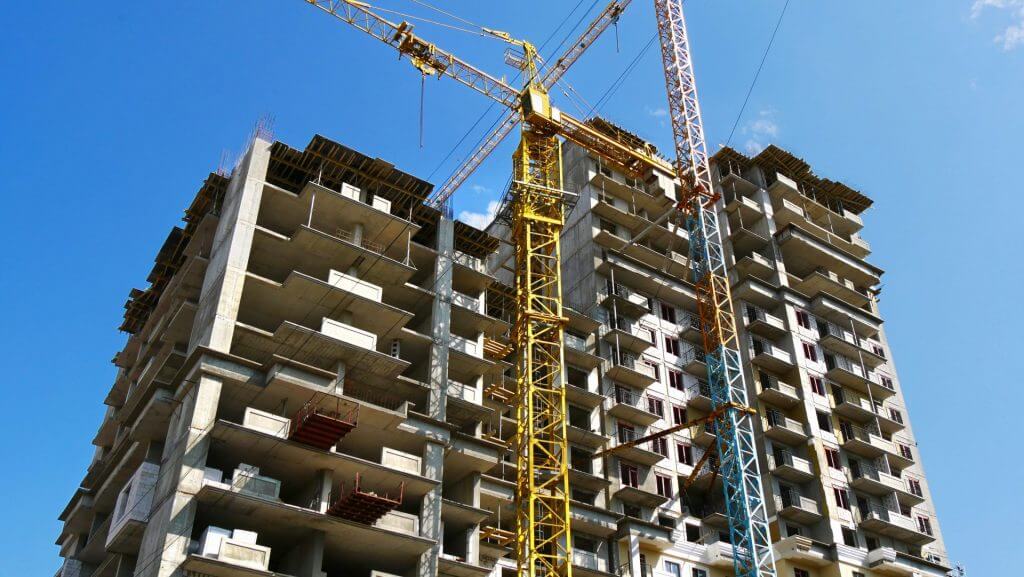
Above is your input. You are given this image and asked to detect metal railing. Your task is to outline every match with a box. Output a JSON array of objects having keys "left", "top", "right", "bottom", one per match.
[
  {"left": 768, "top": 452, "right": 811, "bottom": 474},
  {"left": 334, "top": 226, "right": 385, "bottom": 254}
]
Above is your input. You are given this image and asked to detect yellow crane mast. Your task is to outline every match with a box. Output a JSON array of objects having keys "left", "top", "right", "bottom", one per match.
[{"left": 294, "top": 6, "right": 670, "bottom": 577}]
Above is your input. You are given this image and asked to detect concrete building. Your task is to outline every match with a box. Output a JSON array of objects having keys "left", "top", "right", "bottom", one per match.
[{"left": 55, "top": 129, "right": 948, "bottom": 577}]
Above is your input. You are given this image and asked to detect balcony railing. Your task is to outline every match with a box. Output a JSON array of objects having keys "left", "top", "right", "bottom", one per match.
[
  {"left": 850, "top": 460, "right": 904, "bottom": 491},
  {"left": 757, "top": 372, "right": 798, "bottom": 398},
  {"left": 334, "top": 226, "right": 385, "bottom": 254},
  {"left": 604, "top": 352, "right": 657, "bottom": 379},
  {"left": 765, "top": 410, "right": 806, "bottom": 435},
  {"left": 768, "top": 452, "right": 811, "bottom": 475},
  {"left": 744, "top": 303, "right": 784, "bottom": 330},
  {"left": 776, "top": 493, "right": 818, "bottom": 514}
]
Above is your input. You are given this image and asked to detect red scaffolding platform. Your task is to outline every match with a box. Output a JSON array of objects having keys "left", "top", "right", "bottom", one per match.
[
  {"left": 326, "top": 473, "right": 405, "bottom": 525},
  {"left": 288, "top": 401, "right": 358, "bottom": 450}
]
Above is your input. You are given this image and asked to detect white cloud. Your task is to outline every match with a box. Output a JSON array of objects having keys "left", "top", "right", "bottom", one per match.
[
  {"left": 458, "top": 200, "right": 500, "bottom": 229},
  {"left": 972, "top": 0, "right": 1024, "bottom": 50},
  {"left": 646, "top": 107, "right": 668, "bottom": 118},
  {"left": 741, "top": 109, "right": 779, "bottom": 155}
]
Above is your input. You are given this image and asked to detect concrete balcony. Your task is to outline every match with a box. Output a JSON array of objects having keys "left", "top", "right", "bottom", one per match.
[
  {"left": 601, "top": 319, "right": 655, "bottom": 353},
  {"left": 773, "top": 535, "right": 831, "bottom": 568},
  {"left": 755, "top": 372, "right": 800, "bottom": 408},
  {"left": 776, "top": 225, "right": 880, "bottom": 290},
  {"left": 691, "top": 422, "right": 718, "bottom": 447},
  {"left": 866, "top": 547, "right": 949, "bottom": 577},
  {"left": 572, "top": 549, "right": 615, "bottom": 577},
  {"left": 679, "top": 314, "right": 703, "bottom": 344},
  {"left": 839, "top": 423, "right": 892, "bottom": 459},
  {"left": 859, "top": 507, "right": 935, "bottom": 545},
  {"left": 749, "top": 339, "right": 794, "bottom": 373},
  {"left": 597, "top": 255, "right": 697, "bottom": 311},
  {"left": 679, "top": 347, "right": 708, "bottom": 377},
  {"left": 742, "top": 303, "right": 787, "bottom": 339},
  {"left": 606, "top": 388, "right": 661, "bottom": 427},
  {"left": 718, "top": 165, "right": 760, "bottom": 197},
  {"left": 792, "top": 267, "right": 871, "bottom": 309},
  {"left": 687, "top": 380, "right": 713, "bottom": 412},
  {"left": 731, "top": 225, "right": 771, "bottom": 255},
  {"left": 448, "top": 380, "right": 481, "bottom": 405},
  {"left": 825, "top": 353, "right": 895, "bottom": 400},
  {"left": 566, "top": 381, "right": 605, "bottom": 410},
  {"left": 725, "top": 193, "right": 764, "bottom": 225},
  {"left": 599, "top": 283, "right": 651, "bottom": 318},
  {"left": 569, "top": 504, "right": 619, "bottom": 538},
  {"left": 768, "top": 453, "right": 814, "bottom": 483},
  {"left": 568, "top": 464, "right": 613, "bottom": 494},
  {"left": 763, "top": 412, "right": 808, "bottom": 445},
  {"left": 731, "top": 276, "right": 779, "bottom": 311},
  {"left": 610, "top": 427, "right": 665, "bottom": 466},
  {"left": 565, "top": 333, "right": 603, "bottom": 370},
  {"left": 733, "top": 249, "right": 776, "bottom": 282},
  {"left": 452, "top": 250, "right": 491, "bottom": 291},
  {"left": 602, "top": 353, "right": 658, "bottom": 388},
  {"left": 567, "top": 422, "right": 611, "bottom": 449},
  {"left": 818, "top": 320, "right": 886, "bottom": 369},
  {"left": 702, "top": 539, "right": 735, "bottom": 568},
  {"left": 849, "top": 462, "right": 917, "bottom": 502},
  {"left": 613, "top": 479, "right": 669, "bottom": 509},
  {"left": 775, "top": 494, "right": 822, "bottom": 524},
  {"left": 105, "top": 461, "right": 160, "bottom": 553}
]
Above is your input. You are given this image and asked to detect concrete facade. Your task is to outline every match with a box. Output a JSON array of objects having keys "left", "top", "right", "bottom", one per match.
[{"left": 56, "top": 131, "right": 948, "bottom": 577}]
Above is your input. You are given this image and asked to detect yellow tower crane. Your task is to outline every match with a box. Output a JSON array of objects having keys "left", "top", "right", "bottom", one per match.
[{"left": 294, "top": 5, "right": 671, "bottom": 577}]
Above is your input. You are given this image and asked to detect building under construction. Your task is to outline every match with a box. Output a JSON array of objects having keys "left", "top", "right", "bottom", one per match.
[{"left": 54, "top": 128, "right": 949, "bottom": 577}]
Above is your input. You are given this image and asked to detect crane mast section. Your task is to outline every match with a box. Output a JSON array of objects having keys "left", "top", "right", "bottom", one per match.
[
  {"left": 654, "top": 2, "right": 777, "bottom": 577},
  {"left": 429, "top": 0, "right": 633, "bottom": 206}
]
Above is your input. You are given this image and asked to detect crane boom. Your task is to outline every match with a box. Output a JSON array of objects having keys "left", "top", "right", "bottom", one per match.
[
  {"left": 303, "top": 0, "right": 519, "bottom": 107},
  {"left": 428, "top": 0, "right": 633, "bottom": 206},
  {"left": 654, "top": 2, "right": 777, "bottom": 577}
]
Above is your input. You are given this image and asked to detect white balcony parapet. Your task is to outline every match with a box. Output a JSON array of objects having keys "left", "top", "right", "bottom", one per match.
[
  {"left": 381, "top": 447, "right": 422, "bottom": 475},
  {"left": 375, "top": 510, "right": 420, "bottom": 535},
  {"left": 321, "top": 317, "right": 377, "bottom": 350},
  {"left": 242, "top": 407, "right": 291, "bottom": 439},
  {"left": 230, "top": 464, "right": 282, "bottom": 500},
  {"left": 449, "top": 380, "right": 481, "bottom": 404},
  {"left": 328, "top": 269, "right": 382, "bottom": 302},
  {"left": 371, "top": 195, "right": 392, "bottom": 214},
  {"left": 196, "top": 527, "right": 271, "bottom": 571},
  {"left": 452, "top": 291, "right": 482, "bottom": 313},
  {"left": 451, "top": 335, "right": 480, "bottom": 357},
  {"left": 340, "top": 182, "right": 361, "bottom": 201}
]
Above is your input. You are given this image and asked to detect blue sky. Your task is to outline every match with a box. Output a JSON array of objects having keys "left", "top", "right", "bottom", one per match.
[{"left": 1, "top": 1, "right": 1020, "bottom": 575}]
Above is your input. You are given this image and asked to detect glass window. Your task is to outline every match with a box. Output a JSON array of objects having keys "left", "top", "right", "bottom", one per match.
[{"left": 668, "top": 369, "right": 684, "bottom": 390}]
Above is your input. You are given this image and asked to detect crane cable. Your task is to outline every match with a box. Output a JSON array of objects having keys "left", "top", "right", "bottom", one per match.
[{"left": 724, "top": 0, "right": 791, "bottom": 147}]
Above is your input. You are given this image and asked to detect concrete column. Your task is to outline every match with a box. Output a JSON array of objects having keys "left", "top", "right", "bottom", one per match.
[
  {"left": 279, "top": 531, "right": 327, "bottom": 577},
  {"left": 190, "top": 138, "right": 272, "bottom": 353},
  {"left": 626, "top": 533, "right": 642, "bottom": 577},
  {"left": 316, "top": 469, "right": 334, "bottom": 514},
  {"left": 418, "top": 440, "right": 446, "bottom": 577},
  {"left": 134, "top": 371, "right": 223, "bottom": 577},
  {"left": 427, "top": 215, "right": 454, "bottom": 421}
]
